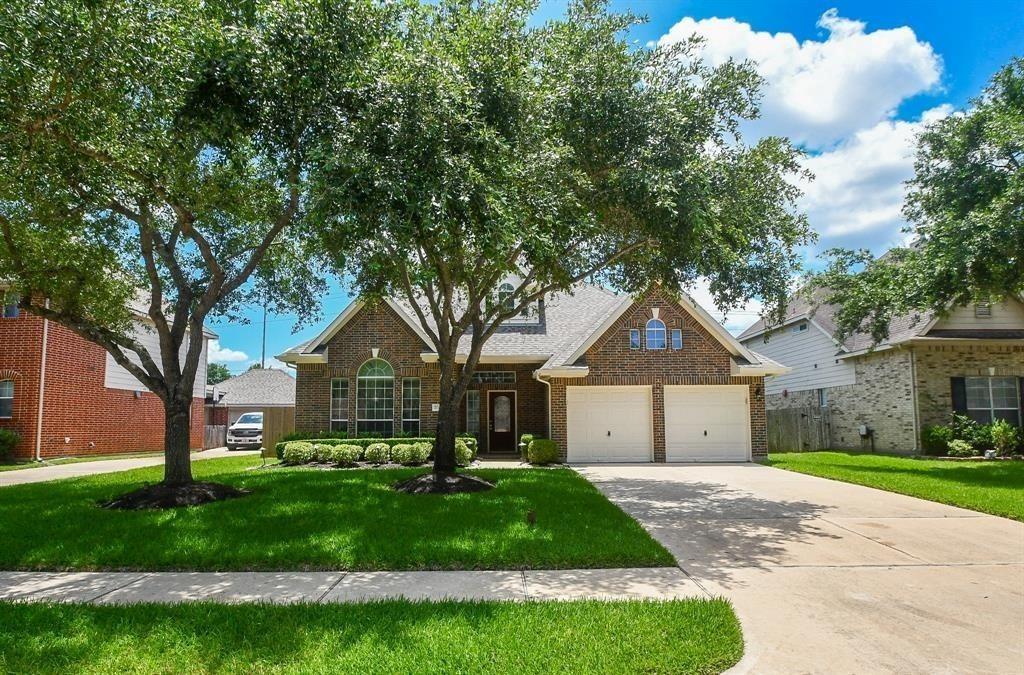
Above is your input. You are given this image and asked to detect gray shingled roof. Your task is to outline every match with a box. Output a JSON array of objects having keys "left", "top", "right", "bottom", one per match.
[
  {"left": 214, "top": 368, "right": 295, "bottom": 407},
  {"left": 282, "top": 281, "right": 768, "bottom": 369},
  {"left": 737, "top": 287, "right": 935, "bottom": 352}
]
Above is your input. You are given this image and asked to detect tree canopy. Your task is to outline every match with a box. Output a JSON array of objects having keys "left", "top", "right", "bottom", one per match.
[
  {"left": 312, "top": 0, "right": 813, "bottom": 478},
  {"left": 811, "top": 57, "right": 1023, "bottom": 343},
  {"left": 0, "top": 0, "right": 379, "bottom": 491}
]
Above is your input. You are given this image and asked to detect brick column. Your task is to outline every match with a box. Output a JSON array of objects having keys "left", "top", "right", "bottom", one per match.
[{"left": 652, "top": 381, "right": 666, "bottom": 462}]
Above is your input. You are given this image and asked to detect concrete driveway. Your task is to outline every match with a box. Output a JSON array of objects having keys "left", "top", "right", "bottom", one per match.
[{"left": 576, "top": 463, "right": 1024, "bottom": 675}]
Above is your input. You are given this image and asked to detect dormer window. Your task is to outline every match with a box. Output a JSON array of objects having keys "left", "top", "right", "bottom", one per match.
[
  {"left": 646, "top": 318, "right": 666, "bottom": 350},
  {"left": 497, "top": 283, "right": 515, "bottom": 313},
  {"left": 791, "top": 323, "right": 807, "bottom": 333}
]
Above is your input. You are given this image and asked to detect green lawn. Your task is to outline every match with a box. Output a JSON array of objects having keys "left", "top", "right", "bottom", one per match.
[
  {"left": 0, "top": 599, "right": 742, "bottom": 674},
  {"left": 768, "top": 451, "right": 1024, "bottom": 521},
  {"left": 0, "top": 456, "right": 674, "bottom": 571}
]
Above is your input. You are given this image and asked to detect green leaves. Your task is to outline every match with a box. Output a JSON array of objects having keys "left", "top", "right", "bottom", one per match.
[{"left": 814, "top": 57, "right": 1024, "bottom": 343}]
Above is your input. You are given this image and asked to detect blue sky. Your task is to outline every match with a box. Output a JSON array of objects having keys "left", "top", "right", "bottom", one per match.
[{"left": 207, "top": 0, "right": 1024, "bottom": 373}]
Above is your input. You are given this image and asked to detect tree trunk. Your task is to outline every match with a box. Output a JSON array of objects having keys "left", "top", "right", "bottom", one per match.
[
  {"left": 433, "top": 371, "right": 458, "bottom": 475},
  {"left": 163, "top": 397, "right": 194, "bottom": 485}
]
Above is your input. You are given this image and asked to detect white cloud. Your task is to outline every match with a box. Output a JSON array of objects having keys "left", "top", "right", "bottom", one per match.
[
  {"left": 208, "top": 340, "right": 249, "bottom": 363},
  {"left": 685, "top": 278, "right": 765, "bottom": 335},
  {"left": 799, "top": 104, "right": 952, "bottom": 251},
  {"left": 659, "top": 9, "right": 942, "bottom": 148}
]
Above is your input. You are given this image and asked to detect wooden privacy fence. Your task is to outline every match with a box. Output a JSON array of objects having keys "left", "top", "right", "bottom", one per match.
[
  {"left": 261, "top": 406, "right": 295, "bottom": 457},
  {"left": 203, "top": 425, "right": 226, "bottom": 450},
  {"left": 767, "top": 406, "right": 832, "bottom": 452}
]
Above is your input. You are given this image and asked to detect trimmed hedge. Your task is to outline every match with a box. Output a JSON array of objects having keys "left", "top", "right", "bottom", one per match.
[
  {"left": 527, "top": 439, "right": 559, "bottom": 465},
  {"left": 275, "top": 435, "right": 477, "bottom": 460},
  {"left": 364, "top": 443, "right": 391, "bottom": 464},
  {"left": 455, "top": 439, "right": 473, "bottom": 467},
  {"left": 519, "top": 433, "right": 535, "bottom": 460},
  {"left": 323, "top": 444, "right": 362, "bottom": 466}
]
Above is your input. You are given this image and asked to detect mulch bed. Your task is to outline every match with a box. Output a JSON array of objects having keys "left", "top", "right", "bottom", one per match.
[
  {"left": 393, "top": 472, "right": 496, "bottom": 494},
  {"left": 100, "top": 482, "right": 251, "bottom": 510}
]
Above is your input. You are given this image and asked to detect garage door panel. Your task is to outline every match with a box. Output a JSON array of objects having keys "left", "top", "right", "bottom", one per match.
[
  {"left": 665, "top": 386, "right": 749, "bottom": 462},
  {"left": 567, "top": 386, "right": 652, "bottom": 462}
]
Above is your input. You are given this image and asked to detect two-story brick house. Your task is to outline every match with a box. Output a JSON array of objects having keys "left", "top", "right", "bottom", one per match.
[
  {"left": 279, "top": 284, "right": 788, "bottom": 462},
  {"left": 739, "top": 292, "right": 1024, "bottom": 453},
  {"left": 0, "top": 291, "right": 210, "bottom": 460}
]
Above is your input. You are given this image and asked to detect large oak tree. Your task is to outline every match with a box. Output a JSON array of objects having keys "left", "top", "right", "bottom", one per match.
[
  {"left": 312, "top": 0, "right": 812, "bottom": 485},
  {"left": 811, "top": 57, "right": 1023, "bottom": 344},
  {"left": 0, "top": 0, "right": 378, "bottom": 501}
]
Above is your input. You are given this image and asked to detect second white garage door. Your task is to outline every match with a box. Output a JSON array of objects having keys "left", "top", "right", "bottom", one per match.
[
  {"left": 566, "top": 386, "right": 652, "bottom": 462},
  {"left": 664, "top": 385, "right": 750, "bottom": 462}
]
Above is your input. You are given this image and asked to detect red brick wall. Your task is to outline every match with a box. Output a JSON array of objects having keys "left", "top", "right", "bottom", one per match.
[
  {"left": 0, "top": 312, "right": 203, "bottom": 460},
  {"left": 548, "top": 287, "right": 767, "bottom": 461},
  {"left": 294, "top": 302, "right": 548, "bottom": 452}
]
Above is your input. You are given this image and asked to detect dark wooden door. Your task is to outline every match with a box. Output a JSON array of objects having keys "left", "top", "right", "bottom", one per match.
[{"left": 488, "top": 391, "right": 516, "bottom": 453}]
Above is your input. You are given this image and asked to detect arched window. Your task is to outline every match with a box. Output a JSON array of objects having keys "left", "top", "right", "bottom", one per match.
[
  {"left": 0, "top": 380, "right": 12, "bottom": 418},
  {"left": 497, "top": 283, "right": 515, "bottom": 312},
  {"left": 356, "top": 359, "right": 394, "bottom": 436},
  {"left": 646, "top": 318, "right": 666, "bottom": 350}
]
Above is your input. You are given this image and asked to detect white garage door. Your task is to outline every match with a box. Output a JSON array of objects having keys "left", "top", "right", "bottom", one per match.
[
  {"left": 566, "top": 386, "right": 652, "bottom": 462},
  {"left": 665, "top": 385, "right": 750, "bottom": 462}
]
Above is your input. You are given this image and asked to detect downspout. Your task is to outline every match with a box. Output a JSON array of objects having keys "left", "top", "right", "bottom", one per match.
[
  {"left": 909, "top": 348, "right": 921, "bottom": 453},
  {"left": 35, "top": 299, "right": 49, "bottom": 462},
  {"left": 533, "top": 370, "right": 551, "bottom": 440}
]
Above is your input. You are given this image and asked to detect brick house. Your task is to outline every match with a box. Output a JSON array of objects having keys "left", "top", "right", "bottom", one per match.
[
  {"left": 0, "top": 292, "right": 210, "bottom": 460},
  {"left": 278, "top": 283, "right": 787, "bottom": 462},
  {"left": 738, "top": 293, "right": 1024, "bottom": 453}
]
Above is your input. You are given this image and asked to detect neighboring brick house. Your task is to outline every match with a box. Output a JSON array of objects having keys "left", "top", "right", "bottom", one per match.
[
  {"left": 0, "top": 291, "right": 210, "bottom": 460},
  {"left": 738, "top": 292, "right": 1024, "bottom": 453},
  {"left": 279, "top": 283, "right": 787, "bottom": 462}
]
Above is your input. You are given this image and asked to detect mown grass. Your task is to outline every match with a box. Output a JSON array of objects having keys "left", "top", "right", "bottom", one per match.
[
  {"left": 0, "top": 451, "right": 165, "bottom": 472},
  {"left": 768, "top": 451, "right": 1024, "bottom": 521},
  {"left": 0, "top": 599, "right": 742, "bottom": 674},
  {"left": 0, "top": 456, "right": 674, "bottom": 570}
]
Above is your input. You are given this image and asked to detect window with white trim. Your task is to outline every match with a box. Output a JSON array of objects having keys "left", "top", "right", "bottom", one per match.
[
  {"left": 0, "top": 380, "right": 12, "bottom": 418},
  {"left": 629, "top": 328, "right": 640, "bottom": 350},
  {"left": 402, "top": 377, "right": 421, "bottom": 435},
  {"left": 471, "top": 371, "right": 516, "bottom": 384},
  {"left": 817, "top": 388, "right": 828, "bottom": 408},
  {"left": 330, "top": 378, "right": 349, "bottom": 433},
  {"left": 466, "top": 390, "right": 480, "bottom": 434},
  {"left": 646, "top": 318, "right": 666, "bottom": 350},
  {"left": 1, "top": 292, "right": 18, "bottom": 319},
  {"left": 497, "top": 283, "right": 514, "bottom": 312},
  {"left": 965, "top": 376, "right": 1020, "bottom": 425},
  {"left": 671, "top": 328, "right": 683, "bottom": 350},
  {"left": 356, "top": 359, "right": 394, "bottom": 436}
]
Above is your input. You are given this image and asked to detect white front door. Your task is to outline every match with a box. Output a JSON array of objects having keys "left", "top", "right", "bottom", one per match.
[
  {"left": 664, "top": 385, "right": 750, "bottom": 462},
  {"left": 566, "top": 386, "right": 652, "bottom": 462}
]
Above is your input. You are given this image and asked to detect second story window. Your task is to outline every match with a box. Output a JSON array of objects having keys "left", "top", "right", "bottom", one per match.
[
  {"left": 646, "top": 318, "right": 666, "bottom": 350},
  {"left": 629, "top": 328, "right": 640, "bottom": 349},
  {"left": 497, "top": 283, "right": 515, "bottom": 313},
  {"left": 671, "top": 328, "right": 683, "bottom": 350}
]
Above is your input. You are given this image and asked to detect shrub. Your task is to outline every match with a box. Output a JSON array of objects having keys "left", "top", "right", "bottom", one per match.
[
  {"left": 947, "top": 439, "right": 975, "bottom": 458},
  {"left": 410, "top": 442, "right": 431, "bottom": 464},
  {"left": 0, "top": 428, "right": 18, "bottom": 461},
  {"left": 949, "top": 414, "right": 992, "bottom": 451},
  {"left": 519, "top": 433, "right": 535, "bottom": 459},
  {"left": 527, "top": 438, "right": 559, "bottom": 465},
  {"left": 920, "top": 425, "right": 953, "bottom": 455},
  {"left": 990, "top": 419, "right": 1019, "bottom": 456},
  {"left": 282, "top": 441, "right": 316, "bottom": 464},
  {"left": 455, "top": 439, "right": 473, "bottom": 466},
  {"left": 390, "top": 443, "right": 414, "bottom": 465},
  {"left": 457, "top": 434, "right": 478, "bottom": 455},
  {"left": 325, "top": 444, "right": 362, "bottom": 466},
  {"left": 364, "top": 442, "right": 391, "bottom": 464}
]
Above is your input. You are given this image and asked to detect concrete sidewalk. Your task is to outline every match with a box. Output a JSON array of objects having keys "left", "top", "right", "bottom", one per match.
[
  {"left": 0, "top": 448, "right": 261, "bottom": 487},
  {"left": 0, "top": 567, "right": 701, "bottom": 604}
]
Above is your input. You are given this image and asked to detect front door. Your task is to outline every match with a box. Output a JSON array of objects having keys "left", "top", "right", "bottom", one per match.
[{"left": 487, "top": 391, "right": 516, "bottom": 453}]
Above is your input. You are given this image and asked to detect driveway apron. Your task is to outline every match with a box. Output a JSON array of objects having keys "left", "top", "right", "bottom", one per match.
[{"left": 575, "top": 463, "right": 1024, "bottom": 675}]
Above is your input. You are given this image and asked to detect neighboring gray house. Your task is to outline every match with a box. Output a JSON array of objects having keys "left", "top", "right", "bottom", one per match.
[
  {"left": 739, "top": 293, "right": 1024, "bottom": 453},
  {"left": 208, "top": 368, "right": 296, "bottom": 426}
]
